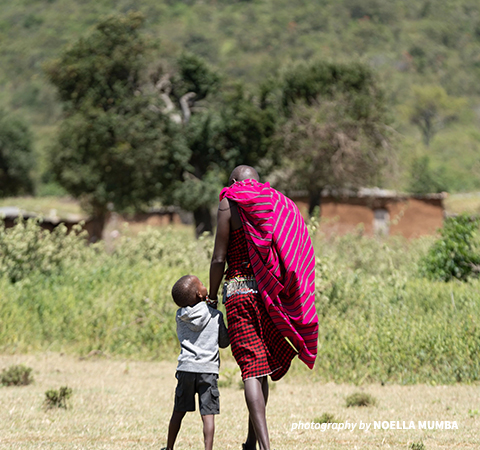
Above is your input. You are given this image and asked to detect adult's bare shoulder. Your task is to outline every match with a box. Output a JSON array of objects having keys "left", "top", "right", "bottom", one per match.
[
  {"left": 218, "top": 197, "right": 230, "bottom": 211},
  {"left": 228, "top": 199, "right": 242, "bottom": 231}
]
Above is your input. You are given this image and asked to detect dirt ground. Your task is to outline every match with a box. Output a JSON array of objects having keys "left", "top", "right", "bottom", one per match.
[{"left": 0, "top": 353, "right": 479, "bottom": 449}]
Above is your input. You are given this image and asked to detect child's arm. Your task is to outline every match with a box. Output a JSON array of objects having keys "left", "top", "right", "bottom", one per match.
[{"left": 218, "top": 312, "right": 230, "bottom": 348}]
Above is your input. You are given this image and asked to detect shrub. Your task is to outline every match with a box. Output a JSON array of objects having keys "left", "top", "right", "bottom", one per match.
[
  {"left": 410, "top": 442, "right": 425, "bottom": 450},
  {"left": 420, "top": 214, "right": 480, "bottom": 281},
  {"left": 345, "top": 392, "right": 377, "bottom": 407},
  {"left": 314, "top": 412, "right": 338, "bottom": 424},
  {"left": 0, "top": 364, "right": 34, "bottom": 386},
  {"left": 0, "top": 218, "right": 90, "bottom": 283},
  {"left": 44, "top": 386, "right": 72, "bottom": 409}
]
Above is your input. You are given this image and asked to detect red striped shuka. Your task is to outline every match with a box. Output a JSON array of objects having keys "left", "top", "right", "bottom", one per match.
[{"left": 220, "top": 179, "right": 318, "bottom": 370}]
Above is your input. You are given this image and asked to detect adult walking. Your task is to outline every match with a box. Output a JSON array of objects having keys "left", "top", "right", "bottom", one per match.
[{"left": 209, "top": 165, "right": 318, "bottom": 450}]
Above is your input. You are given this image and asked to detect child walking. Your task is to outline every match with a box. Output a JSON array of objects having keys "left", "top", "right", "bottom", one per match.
[{"left": 163, "top": 275, "right": 230, "bottom": 450}]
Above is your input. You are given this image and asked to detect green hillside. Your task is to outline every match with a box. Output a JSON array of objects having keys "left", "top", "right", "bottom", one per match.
[{"left": 1, "top": 0, "right": 480, "bottom": 193}]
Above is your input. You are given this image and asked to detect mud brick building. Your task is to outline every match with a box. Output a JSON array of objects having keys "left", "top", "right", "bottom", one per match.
[{"left": 290, "top": 188, "right": 446, "bottom": 238}]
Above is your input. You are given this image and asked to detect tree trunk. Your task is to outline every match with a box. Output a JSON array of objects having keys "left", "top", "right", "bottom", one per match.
[
  {"left": 308, "top": 189, "right": 322, "bottom": 218},
  {"left": 85, "top": 209, "right": 108, "bottom": 242},
  {"left": 193, "top": 206, "right": 213, "bottom": 238}
]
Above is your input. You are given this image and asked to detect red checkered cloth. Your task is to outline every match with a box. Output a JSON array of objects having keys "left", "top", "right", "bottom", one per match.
[
  {"left": 225, "top": 227, "right": 254, "bottom": 279},
  {"left": 225, "top": 228, "right": 297, "bottom": 381}
]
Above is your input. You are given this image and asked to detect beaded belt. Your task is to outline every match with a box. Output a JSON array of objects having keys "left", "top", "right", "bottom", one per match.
[{"left": 222, "top": 276, "right": 258, "bottom": 304}]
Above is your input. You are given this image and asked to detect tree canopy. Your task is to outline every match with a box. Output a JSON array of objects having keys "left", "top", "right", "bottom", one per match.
[
  {"left": 0, "top": 111, "right": 34, "bottom": 197},
  {"left": 402, "top": 85, "right": 467, "bottom": 147},
  {"left": 278, "top": 61, "right": 393, "bottom": 213},
  {"left": 46, "top": 15, "right": 280, "bottom": 236},
  {"left": 2, "top": 0, "right": 480, "bottom": 196},
  {"left": 149, "top": 53, "right": 279, "bottom": 234},
  {"left": 45, "top": 13, "right": 188, "bottom": 239}
]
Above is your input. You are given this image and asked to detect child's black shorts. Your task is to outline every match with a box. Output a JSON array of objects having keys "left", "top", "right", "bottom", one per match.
[{"left": 174, "top": 371, "right": 220, "bottom": 415}]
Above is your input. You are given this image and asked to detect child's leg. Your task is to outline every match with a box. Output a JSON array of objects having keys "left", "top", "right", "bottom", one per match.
[
  {"left": 197, "top": 373, "right": 219, "bottom": 450},
  {"left": 201, "top": 414, "right": 215, "bottom": 450},
  {"left": 166, "top": 410, "right": 186, "bottom": 450},
  {"left": 244, "top": 376, "right": 270, "bottom": 450}
]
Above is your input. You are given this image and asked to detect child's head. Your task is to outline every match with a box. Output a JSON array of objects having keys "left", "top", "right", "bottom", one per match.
[{"left": 171, "top": 275, "right": 208, "bottom": 308}]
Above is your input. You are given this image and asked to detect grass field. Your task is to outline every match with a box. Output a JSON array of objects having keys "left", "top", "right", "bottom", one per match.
[
  {"left": 444, "top": 193, "right": 480, "bottom": 216},
  {"left": 0, "top": 354, "right": 479, "bottom": 450}
]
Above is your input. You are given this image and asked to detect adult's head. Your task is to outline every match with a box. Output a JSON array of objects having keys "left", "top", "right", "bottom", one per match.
[{"left": 228, "top": 165, "right": 260, "bottom": 186}]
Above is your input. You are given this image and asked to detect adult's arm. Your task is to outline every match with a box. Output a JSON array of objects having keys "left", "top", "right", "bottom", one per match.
[
  {"left": 218, "top": 311, "right": 230, "bottom": 348},
  {"left": 209, "top": 197, "right": 231, "bottom": 300}
]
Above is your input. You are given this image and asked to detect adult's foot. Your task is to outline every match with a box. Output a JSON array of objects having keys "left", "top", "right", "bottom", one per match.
[{"left": 242, "top": 444, "right": 256, "bottom": 450}]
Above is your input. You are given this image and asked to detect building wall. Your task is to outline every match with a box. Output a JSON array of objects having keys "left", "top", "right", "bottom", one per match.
[
  {"left": 388, "top": 198, "right": 443, "bottom": 238},
  {"left": 291, "top": 195, "right": 444, "bottom": 238}
]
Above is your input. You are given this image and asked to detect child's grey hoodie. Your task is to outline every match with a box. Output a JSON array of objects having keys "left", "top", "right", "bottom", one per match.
[{"left": 176, "top": 301, "right": 230, "bottom": 374}]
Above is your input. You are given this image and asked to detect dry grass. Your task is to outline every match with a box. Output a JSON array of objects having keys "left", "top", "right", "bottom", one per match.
[
  {"left": 0, "top": 354, "right": 479, "bottom": 449},
  {"left": 0, "top": 197, "right": 84, "bottom": 220},
  {"left": 444, "top": 193, "right": 480, "bottom": 215}
]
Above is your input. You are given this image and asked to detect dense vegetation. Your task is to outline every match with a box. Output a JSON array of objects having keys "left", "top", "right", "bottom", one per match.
[
  {"left": 1, "top": 219, "right": 479, "bottom": 384},
  {"left": 1, "top": 0, "right": 480, "bottom": 199}
]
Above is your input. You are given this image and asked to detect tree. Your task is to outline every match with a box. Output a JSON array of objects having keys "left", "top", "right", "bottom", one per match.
[
  {"left": 151, "top": 53, "right": 222, "bottom": 235},
  {"left": 153, "top": 55, "right": 278, "bottom": 235},
  {"left": 279, "top": 61, "right": 393, "bottom": 215},
  {"left": 404, "top": 85, "right": 466, "bottom": 147},
  {"left": 408, "top": 155, "right": 447, "bottom": 194},
  {"left": 0, "top": 110, "right": 34, "bottom": 197},
  {"left": 45, "top": 13, "right": 187, "bottom": 240}
]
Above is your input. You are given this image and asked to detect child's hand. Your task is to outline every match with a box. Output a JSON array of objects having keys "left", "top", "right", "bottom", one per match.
[{"left": 205, "top": 295, "right": 218, "bottom": 309}]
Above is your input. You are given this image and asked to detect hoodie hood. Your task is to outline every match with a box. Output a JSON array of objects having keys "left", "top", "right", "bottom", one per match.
[{"left": 177, "top": 302, "right": 211, "bottom": 332}]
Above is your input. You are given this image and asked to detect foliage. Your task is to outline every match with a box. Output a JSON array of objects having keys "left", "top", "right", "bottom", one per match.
[
  {"left": 0, "top": 364, "right": 34, "bottom": 386},
  {"left": 345, "top": 392, "right": 377, "bottom": 407},
  {"left": 0, "top": 110, "right": 34, "bottom": 197},
  {"left": 420, "top": 214, "right": 480, "bottom": 281},
  {"left": 44, "top": 386, "right": 72, "bottom": 409},
  {"left": 171, "top": 52, "right": 221, "bottom": 103},
  {"left": 45, "top": 13, "right": 187, "bottom": 237},
  {"left": 278, "top": 61, "right": 393, "bottom": 213},
  {"left": 218, "top": 82, "right": 278, "bottom": 177},
  {"left": 2, "top": 0, "right": 480, "bottom": 195},
  {"left": 408, "top": 155, "right": 448, "bottom": 194},
  {"left": 1, "top": 220, "right": 480, "bottom": 384},
  {"left": 409, "top": 442, "right": 426, "bottom": 450},
  {"left": 45, "top": 12, "right": 149, "bottom": 110},
  {"left": 0, "top": 219, "right": 90, "bottom": 283},
  {"left": 156, "top": 54, "right": 279, "bottom": 234},
  {"left": 314, "top": 412, "right": 338, "bottom": 424},
  {"left": 402, "top": 85, "right": 467, "bottom": 147}
]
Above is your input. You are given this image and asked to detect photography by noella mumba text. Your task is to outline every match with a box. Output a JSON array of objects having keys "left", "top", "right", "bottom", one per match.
[{"left": 290, "top": 420, "right": 459, "bottom": 432}]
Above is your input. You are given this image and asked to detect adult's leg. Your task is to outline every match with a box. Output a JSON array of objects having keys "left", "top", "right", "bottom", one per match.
[
  {"left": 166, "top": 410, "right": 186, "bottom": 450},
  {"left": 244, "top": 377, "right": 269, "bottom": 450},
  {"left": 201, "top": 414, "right": 215, "bottom": 450},
  {"left": 244, "top": 376, "right": 270, "bottom": 450}
]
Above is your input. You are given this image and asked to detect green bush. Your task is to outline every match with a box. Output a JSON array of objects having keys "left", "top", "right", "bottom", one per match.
[
  {"left": 314, "top": 412, "right": 338, "bottom": 424},
  {"left": 345, "top": 392, "right": 377, "bottom": 407},
  {"left": 44, "top": 386, "right": 72, "bottom": 409},
  {"left": 0, "top": 218, "right": 90, "bottom": 283},
  {"left": 0, "top": 364, "right": 34, "bottom": 386},
  {"left": 420, "top": 215, "right": 480, "bottom": 281},
  {"left": 409, "top": 442, "right": 426, "bottom": 450}
]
